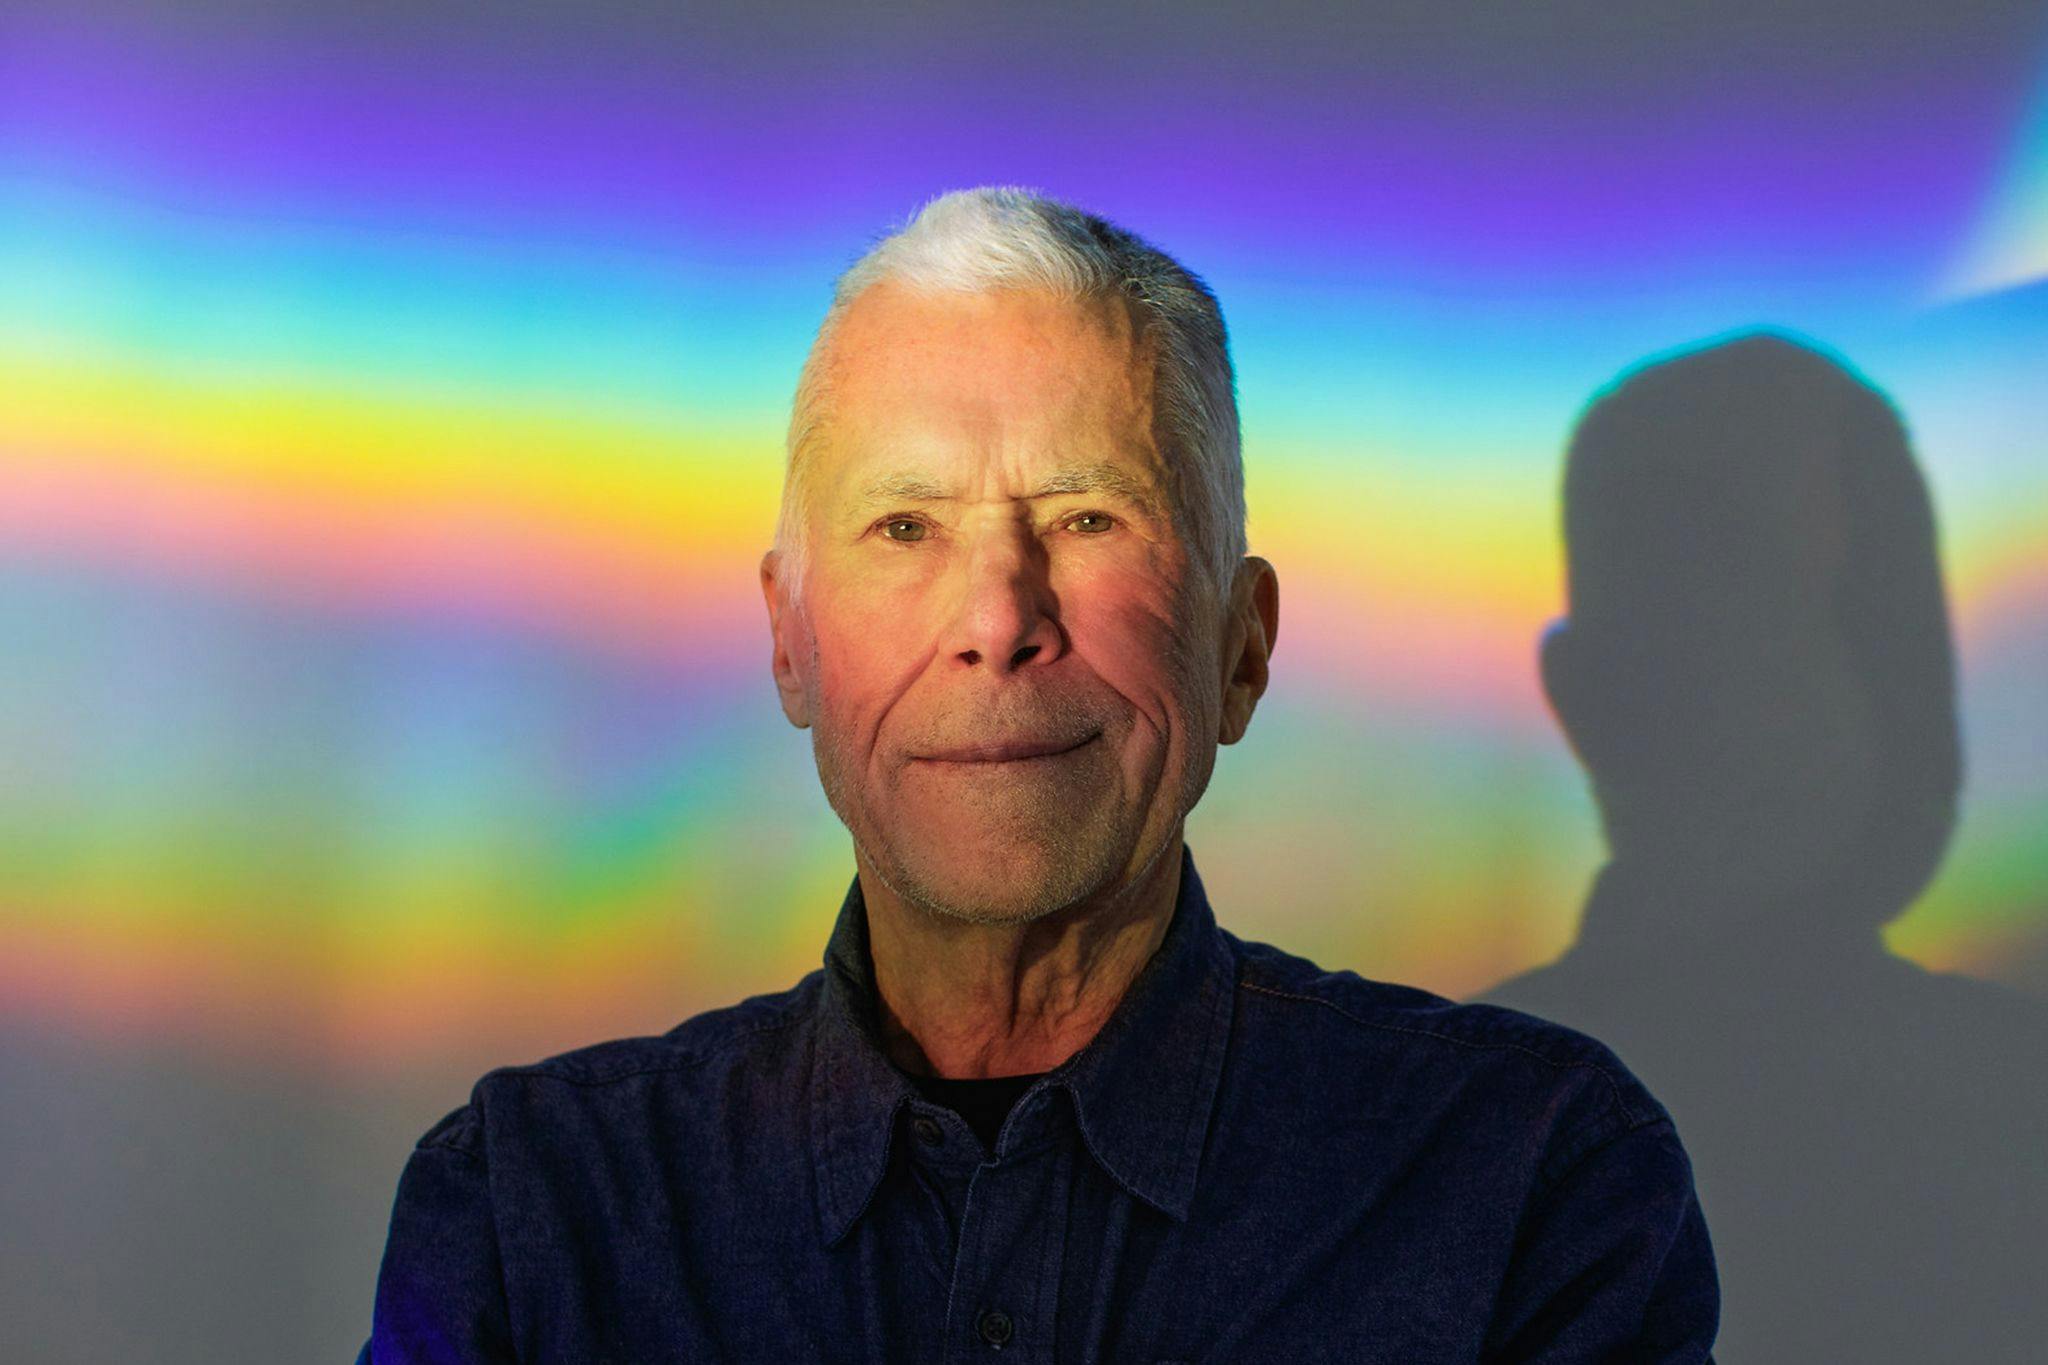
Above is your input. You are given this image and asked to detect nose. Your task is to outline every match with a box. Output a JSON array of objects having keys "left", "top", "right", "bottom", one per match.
[{"left": 939, "top": 523, "right": 1066, "bottom": 672}]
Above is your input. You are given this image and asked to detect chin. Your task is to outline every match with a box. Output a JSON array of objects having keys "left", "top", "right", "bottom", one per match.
[{"left": 883, "top": 829, "right": 1113, "bottom": 926}]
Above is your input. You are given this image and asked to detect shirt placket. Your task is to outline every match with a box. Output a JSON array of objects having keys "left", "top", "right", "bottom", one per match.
[{"left": 940, "top": 1126, "right": 1075, "bottom": 1365}]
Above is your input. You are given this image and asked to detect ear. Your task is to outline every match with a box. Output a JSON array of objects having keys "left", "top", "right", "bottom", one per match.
[
  {"left": 1218, "top": 556, "right": 1280, "bottom": 745},
  {"left": 760, "top": 549, "right": 812, "bottom": 729}
]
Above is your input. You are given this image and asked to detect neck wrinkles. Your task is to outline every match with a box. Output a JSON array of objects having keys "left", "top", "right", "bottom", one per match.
[{"left": 860, "top": 832, "right": 1186, "bottom": 1079}]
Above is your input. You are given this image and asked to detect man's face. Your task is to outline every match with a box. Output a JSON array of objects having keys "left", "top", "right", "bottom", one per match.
[{"left": 762, "top": 283, "right": 1236, "bottom": 924}]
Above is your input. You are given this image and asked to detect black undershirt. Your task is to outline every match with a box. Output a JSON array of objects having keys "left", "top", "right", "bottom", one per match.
[{"left": 907, "top": 1071, "right": 1048, "bottom": 1153}]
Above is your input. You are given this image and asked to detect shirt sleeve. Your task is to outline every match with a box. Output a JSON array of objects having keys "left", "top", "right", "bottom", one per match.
[
  {"left": 364, "top": 1106, "right": 519, "bottom": 1364},
  {"left": 1482, "top": 1117, "right": 1720, "bottom": 1364}
]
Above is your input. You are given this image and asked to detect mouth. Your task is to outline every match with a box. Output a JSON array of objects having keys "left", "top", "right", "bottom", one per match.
[{"left": 915, "top": 731, "right": 1102, "bottom": 765}]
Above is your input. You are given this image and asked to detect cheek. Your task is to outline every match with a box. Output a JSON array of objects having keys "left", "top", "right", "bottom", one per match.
[
  {"left": 1066, "top": 586, "right": 1209, "bottom": 736},
  {"left": 806, "top": 602, "right": 928, "bottom": 736}
]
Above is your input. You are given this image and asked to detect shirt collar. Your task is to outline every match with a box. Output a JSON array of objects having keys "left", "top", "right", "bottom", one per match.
[{"left": 807, "top": 841, "right": 1238, "bottom": 1246}]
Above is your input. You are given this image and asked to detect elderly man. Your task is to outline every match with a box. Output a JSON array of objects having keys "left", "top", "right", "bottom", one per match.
[{"left": 363, "top": 188, "right": 1718, "bottom": 1362}]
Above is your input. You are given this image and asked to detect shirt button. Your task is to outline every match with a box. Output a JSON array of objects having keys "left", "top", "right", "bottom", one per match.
[
  {"left": 912, "top": 1116, "right": 945, "bottom": 1146},
  {"left": 976, "top": 1308, "right": 1014, "bottom": 1348}
]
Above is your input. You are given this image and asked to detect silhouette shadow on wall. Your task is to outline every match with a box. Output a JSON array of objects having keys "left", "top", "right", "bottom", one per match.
[{"left": 1478, "top": 332, "right": 2048, "bottom": 1364}]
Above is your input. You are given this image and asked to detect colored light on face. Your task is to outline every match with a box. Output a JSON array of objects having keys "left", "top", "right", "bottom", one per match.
[{"left": 770, "top": 284, "right": 1222, "bottom": 925}]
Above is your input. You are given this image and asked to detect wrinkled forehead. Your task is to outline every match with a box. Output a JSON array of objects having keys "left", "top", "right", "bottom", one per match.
[{"left": 801, "top": 283, "right": 1171, "bottom": 499}]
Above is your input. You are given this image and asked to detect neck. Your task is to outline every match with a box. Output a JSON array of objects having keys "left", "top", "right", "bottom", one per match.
[
  {"left": 859, "top": 832, "right": 1184, "bottom": 1080},
  {"left": 1574, "top": 853, "right": 1891, "bottom": 970}
]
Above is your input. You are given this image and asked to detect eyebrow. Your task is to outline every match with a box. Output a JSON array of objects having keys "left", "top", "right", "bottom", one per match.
[{"left": 853, "top": 462, "right": 1168, "bottom": 518}]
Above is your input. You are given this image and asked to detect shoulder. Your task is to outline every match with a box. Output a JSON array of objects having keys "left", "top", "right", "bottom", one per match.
[
  {"left": 412, "top": 970, "right": 824, "bottom": 1157},
  {"left": 1226, "top": 932, "right": 1673, "bottom": 1174},
  {"left": 494, "top": 970, "right": 819, "bottom": 1088}
]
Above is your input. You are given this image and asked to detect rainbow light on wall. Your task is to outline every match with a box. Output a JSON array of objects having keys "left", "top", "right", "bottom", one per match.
[
  {"left": 3, "top": 6, "right": 2045, "bottom": 1077},
  {"left": 1942, "top": 64, "right": 2048, "bottom": 300}
]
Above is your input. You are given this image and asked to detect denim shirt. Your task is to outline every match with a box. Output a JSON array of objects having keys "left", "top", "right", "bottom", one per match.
[{"left": 363, "top": 844, "right": 1718, "bottom": 1363}]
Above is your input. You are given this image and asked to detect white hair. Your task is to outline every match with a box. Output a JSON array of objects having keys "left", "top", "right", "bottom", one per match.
[{"left": 771, "top": 186, "right": 1246, "bottom": 611}]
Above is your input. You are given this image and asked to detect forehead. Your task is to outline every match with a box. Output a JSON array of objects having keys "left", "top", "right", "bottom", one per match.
[{"left": 806, "top": 283, "right": 1169, "bottom": 509}]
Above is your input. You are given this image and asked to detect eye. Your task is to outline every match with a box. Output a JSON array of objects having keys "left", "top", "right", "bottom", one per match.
[
  {"left": 1066, "top": 511, "right": 1116, "bottom": 534},
  {"left": 879, "top": 516, "right": 930, "bottom": 543}
]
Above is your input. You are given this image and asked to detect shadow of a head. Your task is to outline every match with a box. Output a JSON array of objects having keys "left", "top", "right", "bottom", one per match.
[
  {"left": 1486, "top": 331, "right": 2048, "bottom": 1364},
  {"left": 1539, "top": 331, "right": 1960, "bottom": 942}
]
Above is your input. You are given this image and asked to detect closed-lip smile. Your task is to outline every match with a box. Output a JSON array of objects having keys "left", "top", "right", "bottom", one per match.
[{"left": 916, "top": 731, "right": 1101, "bottom": 764}]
